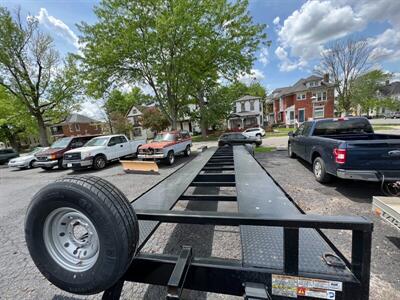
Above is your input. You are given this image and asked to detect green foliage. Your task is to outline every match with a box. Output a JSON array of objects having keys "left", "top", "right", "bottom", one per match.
[
  {"left": 351, "top": 70, "right": 395, "bottom": 114},
  {"left": 105, "top": 88, "right": 152, "bottom": 115},
  {"left": 0, "top": 7, "right": 82, "bottom": 145},
  {"left": 0, "top": 87, "right": 38, "bottom": 149},
  {"left": 141, "top": 108, "right": 170, "bottom": 132},
  {"left": 79, "top": 0, "right": 266, "bottom": 129}
]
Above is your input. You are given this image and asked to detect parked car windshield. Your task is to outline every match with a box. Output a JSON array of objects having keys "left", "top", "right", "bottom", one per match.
[
  {"left": 22, "top": 147, "right": 45, "bottom": 156},
  {"left": 313, "top": 119, "right": 374, "bottom": 136},
  {"left": 85, "top": 137, "right": 109, "bottom": 147},
  {"left": 50, "top": 137, "right": 72, "bottom": 148},
  {"left": 154, "top": 133, "right": 175, "bottom": 142}
]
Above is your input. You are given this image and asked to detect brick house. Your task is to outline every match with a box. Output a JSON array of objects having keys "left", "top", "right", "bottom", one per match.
[
  {"left": 50, "top": 113, "right": 103, "bottom": 137},
  {"left": 227, "top": 95, "right": 264, "bottom": 130},
  {"left": 272, "top": 75, "right": 335, "bottom": 126}
]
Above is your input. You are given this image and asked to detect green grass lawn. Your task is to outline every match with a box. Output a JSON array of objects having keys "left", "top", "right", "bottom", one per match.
[
  {"left": 372, "top": 125, "right": 397, "bottom": 131},
  {"left": 254, "top": 146, "right": 276, "bottom": 153},
  {"left": 266, "top": 127, "right": 293, "bottom": 137}
]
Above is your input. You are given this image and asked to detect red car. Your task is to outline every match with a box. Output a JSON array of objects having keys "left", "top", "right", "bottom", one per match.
[{"left": 138, "top": 131, "right": 192, "bottom": 165}]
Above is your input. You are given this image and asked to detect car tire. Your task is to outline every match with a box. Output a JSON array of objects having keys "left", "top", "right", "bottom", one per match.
[
  {"left": 41, "top": 166, "right": 53, "bottom": 171},
  {"left": 29, "top": 160, "right": 36, "bottom": 169},
  {"left": 58, "top": 159, "right": 65, "bottom": 170},
  {"left": 165, "top": 151, "right": 175, "bottom": 165},
  {"left": 25, "top": 175, "right": 139, "bottom": 295},
  {"left": 184, "top": 145, "right": 191, "bottom": 157},
  {"left": 93, "top": 155, "right": 107, "bottom": 170},
  {"left": 288, "top": 143, "right": 296, "bottom": 158},
  {"left": 256, "top": 133, "right": 262, "bottom": 139},
  {"left": 313, "top": 157, "right": 332, "bottom": 183}
]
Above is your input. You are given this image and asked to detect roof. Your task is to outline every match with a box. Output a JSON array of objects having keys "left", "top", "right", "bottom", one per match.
[
  {"left": 380, "top": 81, "right": 400, "bottom": 96},
  {"left": 272, "top": 75, "right": 334, "bottom": 98},
  {"left": 235, "top": 95, "right": 262, "bottom": 102},
  {"left": 59, "top": 113, "right": 99, "bottom": 125}
]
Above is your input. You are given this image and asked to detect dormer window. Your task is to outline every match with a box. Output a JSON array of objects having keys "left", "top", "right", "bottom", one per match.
[
  {"left": 250, "top": 101, "right": 255, "bottom": 111},
  {"left": 241, "top": 102, "right": 245, "bottom": 111}
]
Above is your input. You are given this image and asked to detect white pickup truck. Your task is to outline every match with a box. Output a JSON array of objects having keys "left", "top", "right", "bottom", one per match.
[{"left": 63, "top": 134, "right": 146, "bottom": 170}]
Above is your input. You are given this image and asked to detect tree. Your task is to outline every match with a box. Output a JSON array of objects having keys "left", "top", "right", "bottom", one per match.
[
  {"left": 141, "top": 108, "right": 170, "bottom": 132},
  {"left": 317, "top": 38, "right": 372, "bottom": 115},
  {"left": 351, "top": 70, "right": 392, "bottom": 115},
  {"left": 0, "top": 7, "right": 81, "bottom": 146},
  {"left": 79, "top": 0, "right": 265, "bottom": 132},
  {"left": 0, "top": 87, "right": 37, "bottom": 150}
]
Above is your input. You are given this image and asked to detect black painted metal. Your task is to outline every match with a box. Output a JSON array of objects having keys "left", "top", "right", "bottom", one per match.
[
  {"left": 166, "top": 246, "right": 193, "bottom": 299},
  {"left": 100, "top": 145, "right": 372, "bottom": 300}
]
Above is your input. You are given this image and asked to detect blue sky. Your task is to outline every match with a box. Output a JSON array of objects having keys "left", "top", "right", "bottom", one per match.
[{"left": 2, "top": 0, "right": 400, "bottom": 117}]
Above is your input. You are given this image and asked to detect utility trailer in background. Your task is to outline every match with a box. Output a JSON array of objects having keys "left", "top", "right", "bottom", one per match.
[
  {"left": 25, "top": 145, "right": 373, "bottom": 300},
  {"left": 372, "top": 196, "right": 400, "bottom": 230}
]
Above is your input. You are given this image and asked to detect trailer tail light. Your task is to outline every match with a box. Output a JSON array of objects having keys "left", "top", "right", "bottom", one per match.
[{"left": 333, "top": 148, "right": 346, "bottom": 164}]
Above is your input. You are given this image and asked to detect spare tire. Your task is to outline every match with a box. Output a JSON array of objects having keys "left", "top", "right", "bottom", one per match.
[{"left": 25, "top": 175, "right": 139, "bottom": 295}]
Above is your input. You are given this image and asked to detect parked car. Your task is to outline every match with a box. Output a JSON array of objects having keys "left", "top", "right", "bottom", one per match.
[
  {"left": 288, "top": 117, "right": 400, "bottom": 183},
  {"left": 8, "top": 147, "right": 46, "bottom": 169},
  {"left": 35, "top": 135, "right": 99, "bottom": 170},
  {"left": 138, "top": 131, "right": 192, "bottom": 165},
  {"left": 218, "top": 133, "right": 262, "bottom": 147},
  {"left": 242, "top": 127, "right": 265, "bottom": 138},
  {"left": 0, "top": 148, "right": 19, "bottom": 164},
  {"left": 63, "top": 134, "right": 146, "bottom": 170}
]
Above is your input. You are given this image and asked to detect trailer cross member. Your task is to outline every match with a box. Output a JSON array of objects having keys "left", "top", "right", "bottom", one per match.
[{"left": 99, "top": 145, "right": 373, "bottom": 300}]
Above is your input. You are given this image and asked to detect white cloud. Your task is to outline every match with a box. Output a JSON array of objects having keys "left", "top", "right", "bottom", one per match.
[
  {"left": 78, "top": 100, "right": 107, "bottom": 121},
  {"left": 238, "top": 69, "right": 265, "bottom": 85},
  {"left": 273, "top": 16, "right": 280, "bottom": 25},
  {"left": 34, "top": 8, "right": 80, "bottom": 49},
  {"left": 259, "top": 48, "right": 269, "bottom": 66},
  {"left": 274, "top": 0, "right": 400, "bottom": 72},
  {"left": 274, "top": 46, "right": 307, "bottom": 72}
]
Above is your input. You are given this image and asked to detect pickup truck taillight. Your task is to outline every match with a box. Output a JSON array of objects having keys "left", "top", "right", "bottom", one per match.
[{"left": 333, "top": 148, "right": 346, "bottom": 164}]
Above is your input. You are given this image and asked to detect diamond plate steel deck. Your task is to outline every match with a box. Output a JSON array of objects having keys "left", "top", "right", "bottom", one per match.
[{"left": 233, "top": 146, "right": 353, "bottom": 277}]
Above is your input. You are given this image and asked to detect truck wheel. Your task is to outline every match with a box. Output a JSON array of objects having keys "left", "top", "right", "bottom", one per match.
[
  {"left": 313, "top": 157, "right": 332, "bottom": 183},
  {"left": 184, "top": 145, "right": 191, "bottom": 157},
  {"left": 93, "top": 155, "right": 107, "bottom": 170},
  {"left": 166, "top": 151, "right": 175, "bottom": 165},
  {"left": 288, "top": 143, "right": 296, "bottom": 158},
  {"left": 25, "top": 176, "right": 139, "bottom": 295},
  {"left": 29, "top": 160, "right": 36, "bottom": 169}
]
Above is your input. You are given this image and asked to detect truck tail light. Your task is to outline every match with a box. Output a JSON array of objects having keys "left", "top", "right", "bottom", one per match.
[{"left": 333, "top": 148, "right": 346, "bottom": 164}]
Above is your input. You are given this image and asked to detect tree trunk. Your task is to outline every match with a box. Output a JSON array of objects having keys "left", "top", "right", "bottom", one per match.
[
  {"left": 197, "top": 92, "right": 207, "bottom": 138},
  {"left": 36, "top": 115, "right": 49, "bottom": 146}
]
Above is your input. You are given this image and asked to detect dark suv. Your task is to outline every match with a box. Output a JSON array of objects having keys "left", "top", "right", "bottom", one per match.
[
  {"left": 35, "top": 135, "right": 99, "bottom": 170},
  {"left": 0, "top": 148, "right": 19, "bottom": 164}
]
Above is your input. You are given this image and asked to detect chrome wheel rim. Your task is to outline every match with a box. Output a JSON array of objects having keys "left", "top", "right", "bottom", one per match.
[
  {"left": 169, "top": 153, "right": 174, "bottom": 164},
  {"left": 314, "top": 161, "right": 322, "bottom": 177},
  {"left": 96, "top": 157, "right": 105, "bottom": 169},
  {"left": 187, "top": 147, "right": 191, "bottom": 155},
  {"left": 43, "top": 207, "right": 100, "bottom": 272},
  {"left": 288, "top": 144, "right": 292, "bottom": 156}
]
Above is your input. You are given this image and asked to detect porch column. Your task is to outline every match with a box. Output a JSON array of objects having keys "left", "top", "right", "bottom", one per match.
[{"left": 241, "top": 118, "right": 244, "bottom": 129}]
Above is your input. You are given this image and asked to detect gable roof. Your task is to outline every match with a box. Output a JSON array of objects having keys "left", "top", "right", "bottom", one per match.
[
  {"left": 60, "top": 113, "right": 98, "bottom": 125},
  {"left": 380, "top": 81, "right": 400, "bottom": 96},
  {"left": 235, "top": 95, "right": 262, "bottom": 102},
  {"left": 272, "top": 75, "right": 334, "bottom": 98}
]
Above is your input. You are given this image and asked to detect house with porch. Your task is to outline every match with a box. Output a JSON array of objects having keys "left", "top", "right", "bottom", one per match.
[
  {"left": 227, "top": 95, "right": 264, "bottom": 130},
  {"left": 272, "top": 75, "right": 335, "bottom": 126}
]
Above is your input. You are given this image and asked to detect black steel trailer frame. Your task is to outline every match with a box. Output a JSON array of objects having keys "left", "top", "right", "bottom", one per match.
[{"left": 102, "top": 145, "right": 373, "bottom": 300}]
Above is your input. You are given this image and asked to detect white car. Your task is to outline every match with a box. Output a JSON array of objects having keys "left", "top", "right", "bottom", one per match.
[
  {"left": 63, "top": 135, "right": 146, "bottom": 170},
  {"left": 8, "top": 147, "right": 46, "bottom": 169},
  {"left": 242, "top": 127, "right": 266, "bottom": 139}
]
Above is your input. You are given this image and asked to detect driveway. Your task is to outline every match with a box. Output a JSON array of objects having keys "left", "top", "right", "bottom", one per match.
[{"left": 257, "top": 150, "right": 400, "bottom": 300}]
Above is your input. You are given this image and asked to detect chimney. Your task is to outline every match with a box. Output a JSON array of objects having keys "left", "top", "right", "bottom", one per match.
[{"left": 323, "top": 73, "right": 329, "bottom": 82}]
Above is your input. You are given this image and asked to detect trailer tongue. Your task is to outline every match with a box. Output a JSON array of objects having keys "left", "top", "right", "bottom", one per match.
[{"left": 24, "top": 145, "right": 373, "bottom": 300}]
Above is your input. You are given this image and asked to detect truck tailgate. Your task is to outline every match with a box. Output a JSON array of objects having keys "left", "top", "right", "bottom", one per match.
[{"left": 345, "top": 139, "right": 400, "bottom": 170}]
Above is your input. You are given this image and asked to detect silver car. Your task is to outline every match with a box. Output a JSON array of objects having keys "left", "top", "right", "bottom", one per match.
[{"left": 8, "top": 147, "right": 47, "bottom": 169}]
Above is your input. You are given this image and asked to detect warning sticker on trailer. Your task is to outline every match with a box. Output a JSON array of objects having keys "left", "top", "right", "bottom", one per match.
[{"left": 272, "top": 274, "right": 341, "bottom": 299}]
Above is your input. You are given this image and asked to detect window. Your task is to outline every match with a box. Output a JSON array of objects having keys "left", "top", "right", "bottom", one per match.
[
  {"left": 295, "top": 123, "right": 305, "bottom": 135},
  {"left": 303, "top": 122, "right": 312, "bottom": 136},
  {"left": 296, "top": 93, "right": 306, "bottom": 100},
  {"left": 233, "top": 105, "right": 236, "bottom": 113},
  {"left": 108, "top": 137, "right": 120, "bottom": 146},
  {"left": 241, "top": 102, "right": 245, "bottom": 111},
  {"left": 118, "top": 136, "right": 128, "bottom": 143},
  {"left": 250, "top": 101, "right": 255, "bottom": 111},
  {"left": 312, "top": 91, "right": 327, "bottom": 101},
  {"left": 133, "top": 127, "right": 142, "bottom": 137},
  {"left": 313, "top": 106, "right": 324, "bottom": 119},
  {"left": 75, "top": 123, "right": 80, "bottom": 131},
  {"left": 71, "top": 138, "right": 84, "bottom": 148}
]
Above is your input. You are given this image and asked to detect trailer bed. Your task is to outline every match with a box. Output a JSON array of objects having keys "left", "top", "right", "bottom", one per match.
[{"left": 103, "top": 145, "right": 373, "bottom": 299}]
